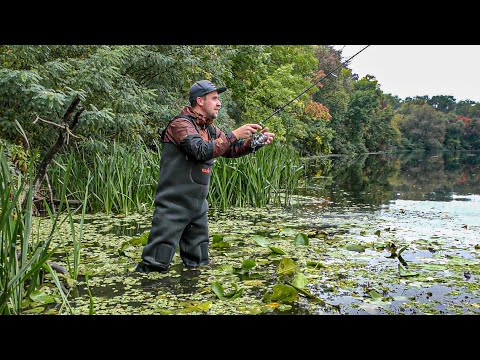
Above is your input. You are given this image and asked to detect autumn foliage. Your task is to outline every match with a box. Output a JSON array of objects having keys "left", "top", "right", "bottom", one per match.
[{"left": 304, "top": 100, "right": 331, "bottom": 122}]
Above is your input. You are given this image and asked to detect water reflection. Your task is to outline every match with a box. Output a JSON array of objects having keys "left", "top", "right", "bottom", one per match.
[{"left": 300, "top": 151, "right": 480, "bottom": 207}]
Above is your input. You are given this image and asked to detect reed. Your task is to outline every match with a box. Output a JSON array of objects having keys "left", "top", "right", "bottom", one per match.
[
  {"left": 0, "top": 149, "right": 72, "bottom": 314},
  {"left": 209, "top": 144, "right": 303, "bottom": 211},
  {"left": 49, "top": 140, "right": 159, "bottom": 215},
  {"left": 49, "top": 141, "right": 302, "bottom": 214}
]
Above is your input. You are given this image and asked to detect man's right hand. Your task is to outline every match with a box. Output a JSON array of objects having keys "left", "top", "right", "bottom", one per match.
[{"left": 232, "top": 124, "right": 263, "bottom": 140}]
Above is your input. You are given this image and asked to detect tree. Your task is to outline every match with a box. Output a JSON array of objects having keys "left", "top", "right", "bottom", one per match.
[
  {"left": 235, "top": 45, "right": 318, "bottom": 144},
  {"left": 346, "top": 75, "right": 385, "bottom": 153},
  {"left": 397, "top": 103, "right": 447, "bottom": 151},
  {"left": 0, "top": 45, "right": 160, "bottom": 201},
  {"left": 455, "top": 100, "right": 480, "bottom": 118},
  {"left": 427, "top": 95, "right": 456, "bottom": 113},
  {"left": 444, "top": 115, "right": 465, "bottom": 150},
  {"left": 312, "top": 46, "right": 354, "bottom": 154}
]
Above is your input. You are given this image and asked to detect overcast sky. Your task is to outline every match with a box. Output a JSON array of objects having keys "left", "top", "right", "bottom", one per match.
[{"left": 331, "top": 45, "right": 480, "bottom": 103}]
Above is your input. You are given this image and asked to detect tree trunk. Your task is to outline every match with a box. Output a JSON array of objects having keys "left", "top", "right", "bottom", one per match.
[{"left": 33, "top": 96, "right": 84, "bottom": 198}]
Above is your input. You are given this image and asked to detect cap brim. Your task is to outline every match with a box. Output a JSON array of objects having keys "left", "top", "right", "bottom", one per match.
[{"left": 216, "top": 86, "right": 227, "bottom": 94}]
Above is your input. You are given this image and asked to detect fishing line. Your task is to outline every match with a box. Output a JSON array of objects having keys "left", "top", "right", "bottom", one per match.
[{"left": 261, "top": 45, "right": 371, "bottom": 123}]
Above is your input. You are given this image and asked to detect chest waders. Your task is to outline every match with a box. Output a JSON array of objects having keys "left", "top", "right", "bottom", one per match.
[{"left": 141, "top": 116, "right": 216, "bottom": 271}]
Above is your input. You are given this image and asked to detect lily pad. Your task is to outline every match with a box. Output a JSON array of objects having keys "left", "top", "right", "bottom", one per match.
[
  {"left": 29, "top": 290, "right": 56, "bottom": 304},
  {"left": 292, "top": 273, "right": 308, "bottom": 289},
  {"left": 345, "top": 244, "right": 366, "bottom": 252},
  {"left": 294, "top": 233, "right": 309, "bottom": 246},
  {"left": 263, "top": 284, "right": 299, "bottom": 304},
  {"left": 269, "top": 246, "right": 286, "bottom": 255},
  {"left": 276, "top": 257, "right": 297, "bottom": 276},
  {"left": 211, "top": 282, "right": 244, "bottom": 300},
  {"left": 252, "top": 235, "right": 270, "bottom": 247}
]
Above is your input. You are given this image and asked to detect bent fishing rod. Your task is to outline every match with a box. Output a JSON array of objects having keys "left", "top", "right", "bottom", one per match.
[{"left": 261, "top": 45, "right": 371, "bottom": 124}]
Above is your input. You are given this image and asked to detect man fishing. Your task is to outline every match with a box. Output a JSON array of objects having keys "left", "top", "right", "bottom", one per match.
[{"left": 136, "top": 80, "right": 275, "bottom": 273}]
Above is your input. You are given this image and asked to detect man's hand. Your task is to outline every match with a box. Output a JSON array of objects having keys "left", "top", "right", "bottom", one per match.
[
  {"left": 259, "top": 127, "right": 275, "bottom": 145},
  {"left": 232, "top": 124, "right": 263, "bottom": 140}
]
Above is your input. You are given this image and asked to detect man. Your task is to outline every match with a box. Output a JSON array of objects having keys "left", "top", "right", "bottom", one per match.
[{"left": 136, "top": 80, "right": 275, "bottom": 273}]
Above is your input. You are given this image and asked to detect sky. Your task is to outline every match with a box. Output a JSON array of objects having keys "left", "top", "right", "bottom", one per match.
[{"left": 331, "top": 45, "right": 480, "bottom": 103}]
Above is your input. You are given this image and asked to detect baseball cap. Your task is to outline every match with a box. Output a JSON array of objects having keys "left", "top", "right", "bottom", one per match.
[{"left": 189, "top": 80, "right": 227, "bottom": 104}]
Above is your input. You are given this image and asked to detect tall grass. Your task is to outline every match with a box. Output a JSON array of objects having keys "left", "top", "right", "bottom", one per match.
[
  {"left": 48, "top": 140, "right": 302, "bottom": 215},
  {"left": 0, "top": 149, "right": 72, "bottom": 314},
  {"left": 49, "top": 140, "right": 160, "bottom": 215},
  {"left": 209, "top": 144, "right": 303, "bottom": 211}
]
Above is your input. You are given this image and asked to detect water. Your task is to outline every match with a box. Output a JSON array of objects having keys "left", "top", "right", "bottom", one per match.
[
  {"left": 300, "top": 151, "right": 480, "bottom": 207},
  {"left": 59, "top": 151, "right": 480, "bottom": 315}
]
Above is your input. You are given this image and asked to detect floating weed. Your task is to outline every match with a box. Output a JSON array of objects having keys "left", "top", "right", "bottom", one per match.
[{"left": 28, "top": 199, "right": 480, "bottom": 315}]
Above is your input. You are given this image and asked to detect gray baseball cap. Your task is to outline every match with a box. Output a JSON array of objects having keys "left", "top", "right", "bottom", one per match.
[{"left": 189, "top": 80, "right": 227, "bottom": 104}]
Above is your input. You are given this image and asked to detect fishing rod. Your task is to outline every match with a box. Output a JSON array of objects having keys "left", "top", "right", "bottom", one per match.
[
  {"left": 262, "top": 45, "right": 371, "bottom": 123},
  {"left": 251, "top": 45, "right": 371, "bottom": 147}
]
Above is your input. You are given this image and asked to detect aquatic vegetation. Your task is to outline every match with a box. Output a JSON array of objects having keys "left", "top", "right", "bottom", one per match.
[{"left": 25, "top": 193, "right": 480, "bottom": 315}]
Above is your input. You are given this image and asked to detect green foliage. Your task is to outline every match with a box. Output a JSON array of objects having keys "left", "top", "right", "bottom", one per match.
[
  {"left": 313, "top": 63, "right": 355, "bottom": 154},
  {"left": 211, "top": 281, "right": 244, "bottom": 300},
  {"left": 262, "top": 284, "right": 298, "bottom": 304},
  {"left": 0, "top": 148, "right": 72, "bottom": 314},
  {"left": 0, "top": 46, "right": 159, "bottom": 150},
  {"left": 48, "top": 140, "right": 159, "bottom": 215},
  {"left": 226, "top": 45, "right": 319, "bottom": 148},
  {"left": 455, "top": 100, "right": 480, "bottom": 118},
  {"left": 397, "top": 103, "right": 447, "bottom": 151},
  {"left": 427, "top": 95, "right": 457, "bottom": 113},
  {"left": 209, "top": 143, "right": 303, "bottom": 211},
  {"left": 293, "top": 233, "right": 309, "bottom": 246}
]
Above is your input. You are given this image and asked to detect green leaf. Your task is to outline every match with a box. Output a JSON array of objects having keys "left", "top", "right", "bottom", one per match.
[
  {"left": 397, "top": 245, "right": 408, "bottom": 256},
  {"left": 29, "top": 290, "right": 55, "bottom": 304},
  {"left": 211, "top": 241, "right": 231, "bottom": 248},
  {"left": 306, "top": 260, "right": 325, "bottom": 269},
  {"left": 294, "top": 233, "right": 309, "bottom": 246},
  {"left": 212, "top": 234, "right": 224, "bottom": 244},
  {"left": 233, "top": 259, "right": 256, "bottom": 274},
  {"left": 211, "top": 282, "right": 244, "bottom": 300},
  {"left": 398, "top": 264, "right": 418, "bottom": 277},
  {"left": 368, "top": 290, "right": 383, "bottom": 300},
  {"left": 252, "top": 235, "right": 270, "bottom": 247},
  {"left": 127, "top": 231, "right": 149, "bottom": 246},
  {"left": 211, "top": 282, "right": 226, "bottom": 299},
  {"left": 345, "top": 244, "right": 366, "bottom": 252},
  {"left": 269, "top": 246, "right": 286, "bottom": 255},
  {"left": 276, "top": 257, "right": 297, "bottom": 275},
  {"left": 241, "top": 259, "right": 256, "bottom": 272},
  {"left": 263, "top": 284, "right": 299, "bottom": 304},
  {"left": 292, "top": 273, "right": 308, "bottom": 289}
]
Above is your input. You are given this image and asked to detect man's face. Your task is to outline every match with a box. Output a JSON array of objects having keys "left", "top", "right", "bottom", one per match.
[{"left": 201, "top": 91, "right": 221, "bottom": 119}]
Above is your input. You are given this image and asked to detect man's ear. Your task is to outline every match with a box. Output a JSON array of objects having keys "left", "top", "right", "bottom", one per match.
[{"left": 196, "top": 96, "right": 204, "bottom": 106}]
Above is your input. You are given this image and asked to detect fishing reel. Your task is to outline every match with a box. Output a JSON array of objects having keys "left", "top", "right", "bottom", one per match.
[{"left": 251, "top": 123, "right": 268, "bottom": 148}]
